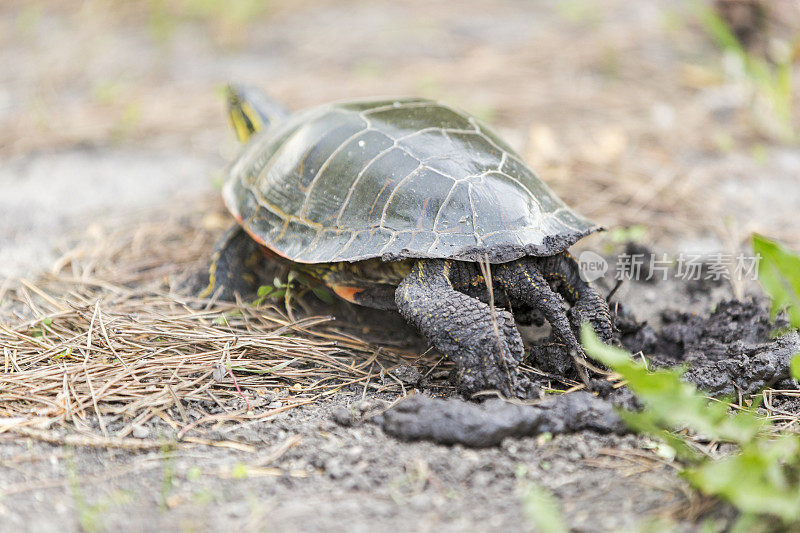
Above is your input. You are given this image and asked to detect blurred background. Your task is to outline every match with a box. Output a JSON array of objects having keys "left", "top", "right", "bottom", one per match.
[{"left": 2, "top": 0, "right": 799, "bottom": 279}]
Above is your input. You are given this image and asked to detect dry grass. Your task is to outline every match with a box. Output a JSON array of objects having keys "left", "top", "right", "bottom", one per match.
[{"left": 0, "top": 202, "right": 440, "bottom": 447}]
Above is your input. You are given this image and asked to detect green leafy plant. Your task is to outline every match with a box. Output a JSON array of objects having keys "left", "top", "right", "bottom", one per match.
[
  {"left": 253, "top": 277, "right": 291, "bottom": 306},
  {"left": 752, "top": 234, "right": 800, "bottom": 381},
  {"left": 753, "top": 235, "right": 800, "bottom": 328},
  {"left": 582, "top": 325, "right": 800, "bottom": 527},
  {"left": 253, "top": 271, "right": 335, "bottom": 308}
]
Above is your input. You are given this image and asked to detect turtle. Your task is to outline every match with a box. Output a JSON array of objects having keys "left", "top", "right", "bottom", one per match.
[{"left": 203, "top": 85, "right": 614, "bottom": 397}]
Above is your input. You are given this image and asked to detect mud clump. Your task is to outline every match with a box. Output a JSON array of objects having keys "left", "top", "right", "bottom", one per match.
[
  {"left": 374, "top": 298, "right": 799, "bottom": 448},
  {"left": 682, "top": 332, "right": 800, "bottom": 396},
  {"left": 377, "top": 392, "right": 625, "bottom": 448},
  {"left": 618, "top": 298, "right": 800, "bottom": 396}
]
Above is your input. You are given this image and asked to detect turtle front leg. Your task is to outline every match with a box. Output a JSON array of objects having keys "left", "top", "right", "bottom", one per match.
[
  {"left": 200, "top": 225, "right": 264, "bottom": 301},
  {"left": 536, "top": 252, "right": 614, "bottom": 343},
  {"left": 396, "top": 259, "right": 526, "bottom": 398}
]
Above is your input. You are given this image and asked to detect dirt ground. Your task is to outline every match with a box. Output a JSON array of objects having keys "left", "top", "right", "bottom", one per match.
[{"left": 2, "top": 1, "right": 800, "bottom": 532}]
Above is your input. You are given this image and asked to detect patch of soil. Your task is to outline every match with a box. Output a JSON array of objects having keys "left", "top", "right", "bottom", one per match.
[
  {"left": 0, "top": 392, "right": 700, "bottom": 533},
  {"left": 618, "top": 298, "right": 800, "bottom": 396}
]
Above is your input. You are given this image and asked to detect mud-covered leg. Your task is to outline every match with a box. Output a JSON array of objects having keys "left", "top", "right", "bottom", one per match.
[
  {"left": 537, "top": 252, "right": 614, "bottom": 343},
  {"left": 396, "top": 259, "right": 526, "bottom": 397},
  {"left": 200, "top": 225, "right": 263, "bottom": 301},
  {"left": 494, "top": 260, "right": 590, "bottom": 384}
]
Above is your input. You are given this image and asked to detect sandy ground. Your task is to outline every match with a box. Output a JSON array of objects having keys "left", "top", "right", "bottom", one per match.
[{"left": 1, "top": 1, "right": 799, "bottom": 531}]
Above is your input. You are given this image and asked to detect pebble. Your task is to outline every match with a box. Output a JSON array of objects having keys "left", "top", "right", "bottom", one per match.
[
  {"left": 345, "top": 446, "right": 363, "bottom": 460},
  {"left": 324, "top": 458, "right": 346, "bottom": 479},
  {"left": 390, "top": 364, "right": 422, "bottom": 385},
  {"left": 332, "top": 406, "right": 355, "bottom": 426}
]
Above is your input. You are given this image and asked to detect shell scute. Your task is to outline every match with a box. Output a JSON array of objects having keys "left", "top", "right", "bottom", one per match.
[
  {"left": 337, "top": 147, "right": 420, "bottom": 227},
  {"left": 303, "top": 129, "right": 394, "bottom": 224},
  {"left": 382, "top": 168, "right": 454, "bottom": 230},
  {"left": 364, "top": 103, "right": 474, "bottom": 139}
]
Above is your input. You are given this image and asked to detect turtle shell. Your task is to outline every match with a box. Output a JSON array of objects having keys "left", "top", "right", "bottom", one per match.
[{"left": 223, "top": 98, "right": 598, "bottom": 264}]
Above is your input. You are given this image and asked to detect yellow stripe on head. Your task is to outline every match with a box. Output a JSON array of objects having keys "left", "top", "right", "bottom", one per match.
[
  {"left": 240, "top": 102, "right": 264, "bottom": 132},
  {"left": 228, "top": 107, "right": 253, "bottom": 143},
  {"left": 225, "top": 84, "right": 287, "bottom": 143},
  {"left": 226, "top": 88, "right": 258, "bottom": 142}
]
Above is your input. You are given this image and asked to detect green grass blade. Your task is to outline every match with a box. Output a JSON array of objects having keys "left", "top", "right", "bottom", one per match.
[
  {"left": 752, "top": 234, "right": 800, "bottom": 327},
  {"left": 518, "top": 481, "right": 569, "bottom": 533}
]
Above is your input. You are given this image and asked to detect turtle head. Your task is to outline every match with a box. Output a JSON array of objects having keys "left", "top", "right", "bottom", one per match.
[{"left": 225, "top": 84, "right": 289, "bottom": 143}]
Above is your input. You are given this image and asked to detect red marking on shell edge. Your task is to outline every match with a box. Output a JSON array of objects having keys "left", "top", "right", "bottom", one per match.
[
  {"left": 241, "top": 225, "right": 267, "bottom": 246},
  {"left": 227, "top": 211, "right": 278, "bottom": 256},
  {"left": 228, "top": 211, "right": 269, "bottom": 251},
  {"left": 331, "top": 285, "right": 363, "bottom": 304},
  {"left": 237, "top": 222, "right": 319, "bottom": 264}
]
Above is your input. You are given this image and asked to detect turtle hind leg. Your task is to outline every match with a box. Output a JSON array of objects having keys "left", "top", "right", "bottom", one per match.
[
  {"left": 201, "top": 225, "right": 264, "bottom": 301},
  {"left": 536, "top": 252, "right": 614, "bottom": 343},
  {"left": 494, "top": 258, "right": 591, "bottom": 384},
  {"left": 395, "top": 259, "right": 529, "bottom": 398}
]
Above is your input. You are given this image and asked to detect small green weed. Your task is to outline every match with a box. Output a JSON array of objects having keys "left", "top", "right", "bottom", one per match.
[
  {"left": 694, "top": 2, "right": 796, "bottom": 142},
  {"left": 582, "top": 325, "right": 800, "bottom": 527},
  {"left": 147, "top": 0, "right": 273, "bottom": 44},
  {"left": 515, "top": 465, "right": 569, "bottom": 533},
  {"left": 160, "top": 444, "right": 176, "bottom": 512},
  {"left": 231, "top": 462, "right": 249, "bottom": 479},
  {"left": 66, "top": 454, "right": 132, "bottom": 532},
  {"left": 752, "top": 234, "right": 800, "bottom": 381},
  {"left": 752, "top": 235, "right": 800, "bottom": 330},
  {"left": 253, "top": 278, "right": 290, "bottom": 306},
  {"left": 253, "top": 271, "right": 335, "bottom": 308},
  {"left": 601, "top": 224, "right": 649, "bottom": 254},
  {"left": 555, "top": 0, "right": 601, "bottom": 28}
]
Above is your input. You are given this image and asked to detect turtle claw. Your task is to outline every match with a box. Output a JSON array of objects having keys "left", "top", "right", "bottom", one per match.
[{"left": 569, "top": 299, "right": 614, "bottom": 344}]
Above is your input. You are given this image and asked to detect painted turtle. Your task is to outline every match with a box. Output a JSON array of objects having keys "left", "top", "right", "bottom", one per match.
[{"left": 204, "top": 85, "right": 613, "bottom": 397}]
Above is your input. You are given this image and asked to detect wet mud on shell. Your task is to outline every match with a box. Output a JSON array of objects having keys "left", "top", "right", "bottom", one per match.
[{"left": 379, "top": 228, "right": 598, "bottom": 263}]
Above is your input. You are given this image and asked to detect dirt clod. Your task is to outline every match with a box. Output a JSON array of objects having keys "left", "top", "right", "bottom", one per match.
[
  {"left": 331, "top": 406, "right": 356, "bottom": 427},
  {"left": 388, "top": 297, "right": 800, "bottom": 448},
  {"left": 377, "top": 392, "right": 625, "bottom": 447},
  {"left": 618, "top": 298, "right": 800, "bottom": 396},
  {"left": 389, "top": 364, "right": 423, "bottom": 386},
  {"left": 683, "top": 331, "right": 800, "bottom": 396}
]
